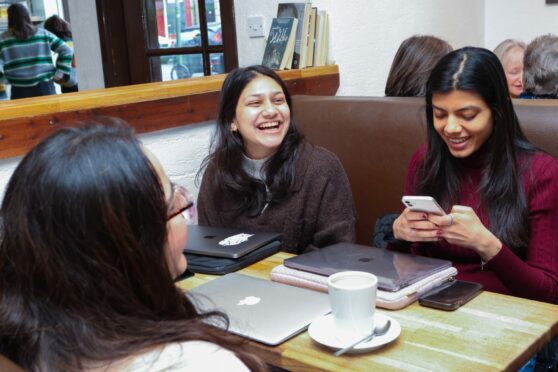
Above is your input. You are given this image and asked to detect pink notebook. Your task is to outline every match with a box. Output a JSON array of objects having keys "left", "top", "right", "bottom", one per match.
[{"left": 270, "top": 264, "right": 457, "bottom": 310}]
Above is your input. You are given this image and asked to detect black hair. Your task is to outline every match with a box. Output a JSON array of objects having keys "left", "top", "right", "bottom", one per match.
[
  {"left": 7, "top": 3, "right": 36, "bottom": 39},
  {"left": 0, "top": 121, "right": 266, "bottom": 371},
  {"left": 418, "top": 47, "right": 538, "bottom": 255},
  {"left": 198, "top": 65, "right": 303, "bottom": 216},
  {"left": 43, "top": 14, "right": 72, "bottom": 40}
]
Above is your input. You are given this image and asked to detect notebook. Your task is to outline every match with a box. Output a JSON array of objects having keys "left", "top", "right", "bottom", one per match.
[
  {"left": 187, "top": 273, "right": 331, "bottom": 345},
  {"left": 284, "top": 242, "right": 452, "bottom": 292},
  {"left": 184, "top": 225, "right": 281, "bottom": 259}
]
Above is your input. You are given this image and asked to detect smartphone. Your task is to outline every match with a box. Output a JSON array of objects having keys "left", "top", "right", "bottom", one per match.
[
  {"left": 402, "top": 196, "right": 446, "bottom": 215},
  {"left": 419, "top": 280, "right": 483, "bottom": 311}
]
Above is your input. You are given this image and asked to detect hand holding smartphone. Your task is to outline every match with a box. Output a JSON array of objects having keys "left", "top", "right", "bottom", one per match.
[
  {"left": 402, "top": 196, "right": 446, "bottom": 216},
  {"left": 419, "top": 280, "right": 483, "bottom": 311}
]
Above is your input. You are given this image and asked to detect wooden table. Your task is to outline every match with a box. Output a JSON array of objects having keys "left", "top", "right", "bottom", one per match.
[{"left": 178, "top": 252, "right": 558, "bottom": 371}]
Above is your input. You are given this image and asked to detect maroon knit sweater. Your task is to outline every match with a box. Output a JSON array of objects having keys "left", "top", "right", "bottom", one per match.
[{"left": 403, "top": 145, "right": 558, "bottom": 303}]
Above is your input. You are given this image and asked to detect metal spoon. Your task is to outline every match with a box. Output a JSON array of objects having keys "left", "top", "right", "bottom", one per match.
[{"left": 333, "top": 320, "right": 391, "bottom": 356}]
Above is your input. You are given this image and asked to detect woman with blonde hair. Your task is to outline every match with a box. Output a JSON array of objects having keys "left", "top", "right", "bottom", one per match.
[{"left": 493, "top": 39, "right": 526, "bottom": 98}]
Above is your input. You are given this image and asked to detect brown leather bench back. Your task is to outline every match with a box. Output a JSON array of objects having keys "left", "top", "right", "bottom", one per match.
[{"left": 292, "top": 95, "right": 558, "bottom": 245}]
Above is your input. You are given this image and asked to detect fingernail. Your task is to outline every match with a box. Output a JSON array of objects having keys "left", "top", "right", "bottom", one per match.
[
  {"left": 422, "top": 213, "right": 428, "bottom": 219},
  {"left": 436, "top": 229, "right": 443, "bottom": 236}
]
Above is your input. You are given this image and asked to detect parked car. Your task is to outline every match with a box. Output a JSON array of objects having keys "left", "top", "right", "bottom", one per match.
[{"left": 177, "top": 23, "right": 222, "bottom": 47}]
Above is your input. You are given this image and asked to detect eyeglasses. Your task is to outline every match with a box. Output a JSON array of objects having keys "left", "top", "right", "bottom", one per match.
[{"left": 167, "top": 183, "right": 197, "bottom": 224}]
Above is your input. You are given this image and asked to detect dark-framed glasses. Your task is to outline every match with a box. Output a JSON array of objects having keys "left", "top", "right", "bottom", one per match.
[{"left": 167, "top": 183, "right": 197, "bottom": 224}]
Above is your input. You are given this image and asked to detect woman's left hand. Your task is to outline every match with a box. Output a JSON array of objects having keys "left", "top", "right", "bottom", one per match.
[{"left": 428, "top": 205, "right": 503, "bottom": 262}]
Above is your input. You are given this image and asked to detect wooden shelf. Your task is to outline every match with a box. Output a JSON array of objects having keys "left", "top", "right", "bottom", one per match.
[{"left": 0, "top": 65, "right": 339, "bottom": 159}]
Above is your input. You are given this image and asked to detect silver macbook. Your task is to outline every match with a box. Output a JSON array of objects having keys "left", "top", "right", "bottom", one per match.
[
  {"left": 184, "top": 225, "right": 281, "bottom": 258},
  {"left": 284, "top": 242, "right": 452, "bottom": 292},
  {"left": 187, "top": 273, "right": 331, "bottom": 345}
]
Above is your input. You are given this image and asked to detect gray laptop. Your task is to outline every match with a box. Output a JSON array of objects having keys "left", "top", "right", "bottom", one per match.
[
  {"left": 284, "top": 242, "right": 452, "bottom": 292},
  {"left": 184, "top": 225, "right": 281, "bottom": 258},
  {"left": 187, "top": 273, "right": 331, "bottom": 345}
]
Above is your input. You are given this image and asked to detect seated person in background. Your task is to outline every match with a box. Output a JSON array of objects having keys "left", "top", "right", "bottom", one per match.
[
  {"left": 391, "top": 47, "right": 558, "bottom": 304},
  {"left": 0, "top": 4, "right": 73, "bottom": 99},
  {"left": 493, "top": 39, "right": 526, "bottom": 98},
  {"left": 0, "top": 123, "right": 263, "bottom": 371},
  {"left": 385, "top": 35, "right": 453, "bottom": 97},
  {"left": 197, "top": 65, "right": 357, "bottom": 254},
  {"left": 520, "top": 34, "right": 558, "bottom": 99},
  {"left": 44, "top": 14, "right": 78, "bottom": 93}
]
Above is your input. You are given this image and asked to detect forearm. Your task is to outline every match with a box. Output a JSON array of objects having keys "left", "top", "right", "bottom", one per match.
[{"left": 486, "top": 245, "right": 558, "bottom": 303}]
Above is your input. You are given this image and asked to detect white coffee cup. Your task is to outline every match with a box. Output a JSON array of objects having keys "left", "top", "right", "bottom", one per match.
[{"left": 327, "top": 271, "right": 377, "bottom": 341}]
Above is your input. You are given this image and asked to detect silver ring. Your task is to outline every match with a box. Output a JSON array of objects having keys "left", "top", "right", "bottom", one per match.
[{"left": 448, "top": 214, "right": 454, "bottom": 226}]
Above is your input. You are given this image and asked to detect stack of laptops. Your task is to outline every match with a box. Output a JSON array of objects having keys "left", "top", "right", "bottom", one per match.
[
  {"left": 284, "top": 242, "right": 452, "bottom": 292},
  {"left": 183, "top": 225, "right": 282, "bottom": 274},
  {"left": 272, "top": 242, "right": 457, "bottom": 309}
]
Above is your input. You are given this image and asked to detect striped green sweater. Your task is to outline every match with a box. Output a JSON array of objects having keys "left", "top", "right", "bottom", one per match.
[{"left": 0, "top": 28, "right": 73, "bottom": 87}]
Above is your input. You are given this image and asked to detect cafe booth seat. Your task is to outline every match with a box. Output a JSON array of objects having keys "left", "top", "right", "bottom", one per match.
[{"left": 292, "top": 96, "right": 558, "bottom": 245}]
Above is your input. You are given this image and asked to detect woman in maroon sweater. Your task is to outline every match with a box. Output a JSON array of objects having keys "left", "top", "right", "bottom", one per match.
[{"left": 392, "top": 47, "right": 558, "bottom": 304}]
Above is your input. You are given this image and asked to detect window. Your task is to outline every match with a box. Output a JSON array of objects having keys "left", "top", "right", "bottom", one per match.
[{"left": 96, "top": 0, "right": 237, "bottom": 87}]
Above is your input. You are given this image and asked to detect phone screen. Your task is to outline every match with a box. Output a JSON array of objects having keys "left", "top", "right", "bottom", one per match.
[{"left": 419, "top": 280, "right": 483, "bottom": 311}]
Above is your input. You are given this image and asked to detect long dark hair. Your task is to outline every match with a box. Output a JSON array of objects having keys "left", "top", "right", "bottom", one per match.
[
  {"left": 0, "top": 122, "right": 265, "bottom": 371},
  {"left": 418, "top": 47, "right": 537, "bottom": 255},
  {"left": 43, "top": 14, "right": 72, "bottom": 40},
  {"left": 385, "top": 35, "right": 453, "bottom": 97},
  {"left": 7, "top": 3, "right": 36, "bottom": 39},
  {"left": 198, "top": 65, "right": 303, "bottom": 216}
]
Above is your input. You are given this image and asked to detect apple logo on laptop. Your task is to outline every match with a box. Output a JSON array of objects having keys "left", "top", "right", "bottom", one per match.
[{"left": 237, "top": 296, "right": 261, "bottom": 306}]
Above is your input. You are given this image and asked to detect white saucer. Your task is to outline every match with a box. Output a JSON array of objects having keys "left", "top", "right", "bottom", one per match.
[{"left": 308, "top": 313, "right": 401, "bottom": 354}]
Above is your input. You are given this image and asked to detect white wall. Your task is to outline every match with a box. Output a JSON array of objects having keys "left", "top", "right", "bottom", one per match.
[
  {"left": 67, "top": 0, "right": 105, "bottom": 90},
  {"left": 485, "top": 0, "right": 558, "bottom": 50},
  {"left": 235, "top": 0, "right": 484, "bottom": 96},
  {"left": 0, "top": 123, "right": 214, "bottom": 202}
]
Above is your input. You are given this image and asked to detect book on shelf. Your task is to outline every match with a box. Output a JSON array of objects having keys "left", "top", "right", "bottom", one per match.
[
  {"left": 277, "top": 2, "right": 311, "bottom": 69},
  {"left": 305, "top": 7, "right": 317, "bottom": 67},
  {"left": 313, "top": 10, "right": 329, "bottom": 67},
  {"left": 261, "top": 17, "right": 299, "bottom": 70}
]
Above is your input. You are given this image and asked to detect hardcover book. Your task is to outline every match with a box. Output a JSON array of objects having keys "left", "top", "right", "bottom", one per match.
[
  {"left": 277, "top": 2, "right": 311, "bottom": 69},
  {"left": 262, "top": 17, "right": 298, "bottom": 70}
]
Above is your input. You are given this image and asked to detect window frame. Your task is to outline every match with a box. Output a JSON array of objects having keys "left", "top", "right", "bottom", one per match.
[{"left": 96, "top": 0, "right": 238, "bottom": 87}]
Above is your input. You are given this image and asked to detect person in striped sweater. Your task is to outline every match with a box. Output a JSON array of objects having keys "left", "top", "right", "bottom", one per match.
[{"left": 0, "top": 3, "right": 73, "bottom": 99}]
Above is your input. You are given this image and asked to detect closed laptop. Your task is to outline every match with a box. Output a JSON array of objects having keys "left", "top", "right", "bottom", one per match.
[
  {"left": 188, "top": 273, "right": 331, "bottom": 345},
  {"left": 184, "top": 225, "right": 281, "bottom": 259},
  {"left": 284, "top": 242, "right": 452, "bottom": 292}
]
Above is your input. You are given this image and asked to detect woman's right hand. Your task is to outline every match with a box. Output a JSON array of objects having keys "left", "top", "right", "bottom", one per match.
[{"left": 392, "top": 208, "right": 440, "bottom": 242}]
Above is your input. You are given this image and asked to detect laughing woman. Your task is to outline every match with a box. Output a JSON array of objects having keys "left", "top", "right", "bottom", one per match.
[
  {"left": 392, "top": 47, "right": 558, "bottom": 304},
  {"left": 197, "top": 65, "right": 356, "bottom": 253}
]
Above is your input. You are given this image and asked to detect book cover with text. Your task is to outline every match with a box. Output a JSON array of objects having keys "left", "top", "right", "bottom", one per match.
[
  {"left": 277, "top": 2, "right": 311, "bottom": 69},
  {"left": 262, "top": 18, "right": 298, "bottom": 70}
]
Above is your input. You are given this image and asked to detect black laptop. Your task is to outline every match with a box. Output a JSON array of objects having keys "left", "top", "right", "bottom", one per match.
[
  {"left": 184, "top": 225, "right": 281, "bottom": 259},
  {"left": 284, "top": 242, "right": 452, "bottom": 292}
]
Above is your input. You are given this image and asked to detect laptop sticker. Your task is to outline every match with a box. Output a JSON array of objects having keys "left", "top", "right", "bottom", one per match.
[{"left": 219, "top": 233, "right": 254, "bottom": 246}]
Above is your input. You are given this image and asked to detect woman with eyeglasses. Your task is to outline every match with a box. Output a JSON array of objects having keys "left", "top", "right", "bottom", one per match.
[
  {"left": 0, "top": 122, "right": 264, "bottom": 371},
  {"left": 197, "top": 65, "right": 357, "bottom": 253}
]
